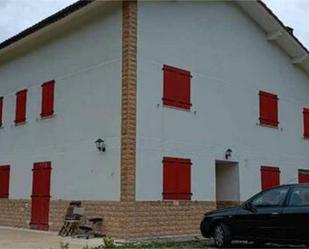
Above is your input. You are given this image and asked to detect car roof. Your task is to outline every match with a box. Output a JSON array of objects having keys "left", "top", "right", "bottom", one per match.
[{"left": 274, "top": 183, "right": 309, "bottom": 189}]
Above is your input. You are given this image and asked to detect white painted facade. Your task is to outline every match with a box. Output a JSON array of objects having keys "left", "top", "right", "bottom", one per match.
[
  {"left": 0, "top": 2, "right": 122, "bottom": 201},
  {"left": 0, "top": 0, "right": 309, "bottom": 205},
  {"left": 136, "top": 1, "right": 309, "bottom": 202}
]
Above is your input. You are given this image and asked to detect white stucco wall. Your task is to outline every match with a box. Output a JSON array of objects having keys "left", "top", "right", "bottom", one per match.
[
  {"left": 136, "top": 1, "right": 309, "bottom": 202},
  {"left": 0, "top": 2, "right": 122, "bottom": 200}
]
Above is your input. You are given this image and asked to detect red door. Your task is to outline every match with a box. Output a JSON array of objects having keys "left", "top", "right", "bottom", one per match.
[
  {"left": 299, "top": 170, "right": 309, "bottom": 183},
  {"left": 30, "top": 162, "right": 51, "bottom": 230}
]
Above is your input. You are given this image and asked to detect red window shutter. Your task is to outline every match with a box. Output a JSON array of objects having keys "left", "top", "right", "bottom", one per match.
[
  {"left": 299, "top": 170, "right": 309, "bottom": 183},
  {"left": 162, "top": 65, "right": 192, "bottom": 110},
  {"left": 163, "top": 157, "right": 192, "bottom": 200},
  {"left": 303, "top": 108, "right": 309, "bottom": 138},
  {"left": 259, "top": 91, "right": 278, "bottom": 127},
  {"left": 0, "top": 97, "right": 3, "bottom": 127},
  {"left": 177, "top": 159, "right": 192, "bottom": 200},
  {"left": 261, "top": 166, "right": 280, "bottom": 191},
  {"left": 41, "top": 81, "right": 55, "bottom": 117},
  {"left": 163, "top": 157, "right": 178, "bottom": 200},
  {"left": 0, "top": 165, "right": 10, "bottom": 198},
  {"left": 15, "top": 89, "right": 27, "bottom": 124}
]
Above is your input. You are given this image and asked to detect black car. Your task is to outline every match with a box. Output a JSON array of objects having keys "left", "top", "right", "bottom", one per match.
[{"left": 200, "top": 184, "right": 309, "bottom": 248}]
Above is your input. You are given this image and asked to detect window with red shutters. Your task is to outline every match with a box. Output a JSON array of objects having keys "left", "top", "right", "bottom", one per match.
[
  {"left": 303, "top": 108, "right": 309, "bottom": 138},
  {"left": 299, "top": 170, "right": 309, "bottom": 183},
  {"left": 0, "top": 165, "right": 10, "bottom": 198},
  {"left": 259, "top": 91, "right": 279, "bottom": 127},
  {"left": 15, "top": 89, "right": 27, "bottom": 124},
  {"left": 163, "top": 157, "right": 192, "bottom": 200},
  {"left": 162, "top": 65, "right": 192, "bottom": 110},
  {"left": 261, "top": 166, "right": 280, "bottom": 191},
  {"left": 41, "top": 80, "right": 55, "bottom": 117},
  {"left": 0, "top": 97, "right": 3, "bottom": 127}
]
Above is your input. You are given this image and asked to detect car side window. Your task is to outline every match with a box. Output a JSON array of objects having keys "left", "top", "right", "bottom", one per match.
[
  {"left": 288, "top": 187, "right": 309, "bottom": 207},
  {"left": 251, "top": 187, "right": 289, "bottom": 208}
]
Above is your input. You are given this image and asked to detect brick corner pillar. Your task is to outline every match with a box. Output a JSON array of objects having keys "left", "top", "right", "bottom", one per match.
[{"left": 121, "top": 0, "right": 137, "bottom": 203}]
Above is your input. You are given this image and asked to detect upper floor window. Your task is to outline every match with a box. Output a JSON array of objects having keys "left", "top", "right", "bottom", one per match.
[
  {"left": 162, "top": 65, "right": 192, "bottom": 110},
  {"left": 15, "top": 89, "right": 27, "bottom": 124},
  {"left": 0, "top": 96, "right": 3, "bottom": 127},
  {"left": 303, "top": 108, "right": 309, "bottom": 138},
  {"left": 163, "top": 156, "right": 192, "bottom": 200},
  {"left": 0, "top": 165, "right": 10, "bottom": 198},
  {"left": 41, "top": 80, "right": 55, "bottom": 118},
  {"left": 259, "top": 91, "right": 278, "bottom": 127}
]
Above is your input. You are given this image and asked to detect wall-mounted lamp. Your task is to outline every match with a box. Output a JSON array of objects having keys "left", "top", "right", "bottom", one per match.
[
  {"left": 95, "top": 138, "right": 106, "bottom": 152},
  {"left": 225, "top": 149, "right": 232, "bottom": 160}
]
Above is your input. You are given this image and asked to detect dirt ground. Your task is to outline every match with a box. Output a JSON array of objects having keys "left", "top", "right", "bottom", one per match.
[
  {"left": 0, "top": 227, "right": 105, "bottom": 249},
  {"left": 0, "top": 227, "right": 304, "bottom": 249},
  {"left": 0, "top": 227, "right": 61, "bottom": 248}
]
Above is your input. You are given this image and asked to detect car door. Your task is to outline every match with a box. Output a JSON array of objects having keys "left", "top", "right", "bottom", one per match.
[
  {"left": 232, "top": 186, "right": 289, "bottom": 241},
  {"left": 281, "top": 185, "right": 309, "bottom": 243}
]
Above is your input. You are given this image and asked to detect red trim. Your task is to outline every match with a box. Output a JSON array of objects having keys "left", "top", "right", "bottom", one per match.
[
  {"left": 261, "top": 166, "right": 280, "bottom": 172},
  {"left": 30, "top": 162, "right": 51, "bottom": 231},
  {"left": 0, "top": 97, "right": 3, "bottom": 127},
  {"left": 259, "top": 90, "right": 279, "bottom": 127},
  {"left": 33, "top": 162, "right": 52, "bottom": 170},
  {"left": 163, "top": 157, "right": 192, "bottom": 164},
  {"left": 163, "top": 65, "right": 192, "bottom": 77},
  {"left": 0, "top": 165, "right": 10, "bottom": 198},
  {"left": 261, "top": 166, "right": 280, "bottom": 191},
  {"left": 162, "top": 98, "right": 192, "bottom": 109},
  {"left": 303, "top": 108, "right": 309, "bottom": 138},
  {"left": 163, "top": 157, "right": 192, "bottom": 201},
  {"left": 41, "top": 80, "right": 55, "bottom": 117},
  {"left": 15, "top": 89, "right": 27, "bottom": 124},
  {"left": 299, "top": 169, "right": 309, "bottom": 183},
  {"left": 259, "top": 91, "right": 278, "bottom": 99},
  {"left": 162, "top": 65, "right": 192, "bottom": 110}
]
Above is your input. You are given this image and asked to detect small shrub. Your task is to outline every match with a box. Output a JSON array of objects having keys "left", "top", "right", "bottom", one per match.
[
  {"left": 60, "top": 242, "right": 70, "bottom": 249},
  {"left": 103, "top": 237, "right": 116, "bottom": 248}
]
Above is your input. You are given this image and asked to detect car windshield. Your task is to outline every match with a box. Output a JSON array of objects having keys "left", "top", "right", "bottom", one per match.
[{"left": 247, "top": 186, "right": 289, "bottom": 208}]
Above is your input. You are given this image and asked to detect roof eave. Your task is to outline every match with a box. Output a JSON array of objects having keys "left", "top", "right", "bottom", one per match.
[
  {"left": 0, "top": 0, "right": 95, "bottom": 53},
  {"left": 236, "top": 0, "right": 309, "bottom": 75}
]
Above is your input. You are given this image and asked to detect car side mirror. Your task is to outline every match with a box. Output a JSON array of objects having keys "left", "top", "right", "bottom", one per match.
[{"left": 244, "top": 202, "right": 257, "bottom": 213}]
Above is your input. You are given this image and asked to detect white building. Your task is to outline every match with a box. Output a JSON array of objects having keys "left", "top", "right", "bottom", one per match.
[{"left": 0, "top": 0, "right": 308, "bottom": 239}]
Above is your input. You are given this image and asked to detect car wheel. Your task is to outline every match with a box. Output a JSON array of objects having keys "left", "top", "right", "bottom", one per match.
[{"left": 213, "top": 223, "right": 231, "bottom": 248}]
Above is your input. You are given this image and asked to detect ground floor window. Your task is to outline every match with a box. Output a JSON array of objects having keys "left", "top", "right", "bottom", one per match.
[
  {"left": 163, "top": 157, "right": 192, "bottom": 200},
  {"left": 299, "top": 169, "right": 309, "bottom": 183},
  {"left": 0, "top": 165, "right": 10, "bottom": 198},
  {"left": 261, "top": 166, "right": 280, "bottom": 191}
]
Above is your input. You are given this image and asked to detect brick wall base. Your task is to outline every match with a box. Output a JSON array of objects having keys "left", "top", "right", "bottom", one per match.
[
  {"left": 0, "top": 199, "right": 31, "bottom": 228},
  {"left": 0, "top": 199, "right": 219, "bottom": 239},
  {"left": 216, "top": 201, "right": 241, "bottom": 209},
  {"left": 129, "top": 201, "right": 216, "bottom": 239}
]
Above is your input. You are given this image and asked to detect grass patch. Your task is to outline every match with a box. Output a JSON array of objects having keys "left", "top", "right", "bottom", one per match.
[
  {"left": 79, "top": 237, "right": 209, "bottom": 249},
  {"left": 117, "top": 240, "right": 208, "bottom": 248}
]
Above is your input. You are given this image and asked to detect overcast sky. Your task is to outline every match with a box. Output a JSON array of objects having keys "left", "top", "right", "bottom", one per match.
[{"left": 0, "top": 0, "right": 308, "bottom": 48}]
